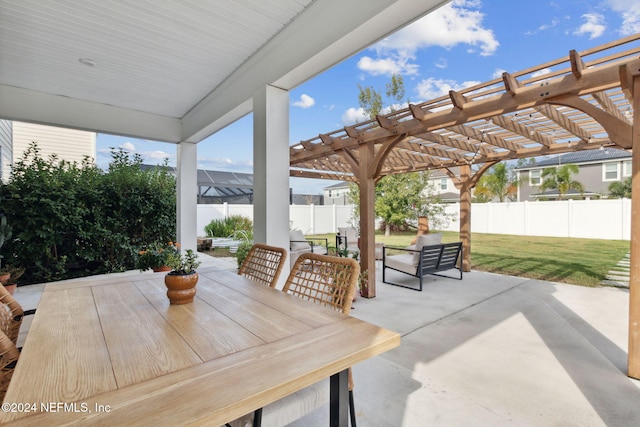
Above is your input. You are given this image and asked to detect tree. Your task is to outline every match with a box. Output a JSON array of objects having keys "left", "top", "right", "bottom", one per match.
[
  {"left": 358, "top": 73, "right": 406, "bottom": 119},
  {"left": 348, "top": 172, "right": 452, "bottom": 236},
  {"left": 351, "top": 74, "right": 452, "bottom": 234},
  {"left": 608, "top": 177, "right": 632, "bottom": 198},
  {"left": 539, "top": 164, "right": 584, "bottom": 200},
  {"left": 475, "top": 163, "right": 518, "bottom": 202},
  {"left": 375, "top": 173, "right": 429, "bottom": 236}
]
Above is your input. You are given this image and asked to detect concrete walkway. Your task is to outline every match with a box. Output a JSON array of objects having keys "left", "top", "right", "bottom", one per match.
[{"left": 12, "top": 256, "right": 640, "bottom": 426}]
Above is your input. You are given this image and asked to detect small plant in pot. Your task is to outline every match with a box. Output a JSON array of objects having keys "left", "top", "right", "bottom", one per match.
[
  {"left": 0, "top": 265, "right": 24, "bottom": 295},
  {"left": 163, "top": 249, "right": 201, "bottom": 305},
  {"left": 137, "top": 241, "right": 179, "bottom": 272}
]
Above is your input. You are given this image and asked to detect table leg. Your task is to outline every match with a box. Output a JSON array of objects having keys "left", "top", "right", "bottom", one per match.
[{"left": 330, "top": 369, "right": 349, "bottom": 427}]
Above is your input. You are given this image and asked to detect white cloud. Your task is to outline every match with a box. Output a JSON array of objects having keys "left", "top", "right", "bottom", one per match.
[
  {"left": 357, "top": 0, "right": 498, "bottom": 77},
  {"left": 435, "top": 58, "right": 448, "bottom": 69},
  {"left": 415, "top": 78, "right": 480, "bottom": 101},
  {"left": 292, "top": 94, "right": 315, "bottom": 109},
  {"left": 146, "top": 150, "right": 171, "bottom": 161},
  {"left": 574, "top": 13, "right": 606, "bottom": 39},
  {"left": 492, "top": 68, "right": 506, "bottom": 79},
  {"left": 119, "top": 141, "right": 135, "bottom": 152},
  {"left": 531, "top": 68, "right": 551, "bottom": 78},
  {"left": 197, "top": 156, "right": 253, "bottom": 172},
  {"left": 341, "top": 107, "right": 370, "bottom": 125},
  {"left": 357, "top": 56, "right": 418, "bottom": 76},
  {"left": 605, "top": 0, "right": 640, "bottom": 35}
]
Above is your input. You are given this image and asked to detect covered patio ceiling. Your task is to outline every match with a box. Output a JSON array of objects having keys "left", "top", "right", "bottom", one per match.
[{"left": 0, "top": 0, "right": 449, "bottom": 143}]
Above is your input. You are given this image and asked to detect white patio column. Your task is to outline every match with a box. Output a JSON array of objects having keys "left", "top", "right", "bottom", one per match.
[
  {"left": 253, "top": 85, "right": 290, "bottom": 280},
  {"left": 176, "top": 141, "right": 198, "bottom": 253}
]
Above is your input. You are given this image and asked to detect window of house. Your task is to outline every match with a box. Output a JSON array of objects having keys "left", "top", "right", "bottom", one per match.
[
  {"left": 623, "top": 160, "right": 632, "bottom": 177},
  {"left": 440, "top": 178, "right": 447, "bottom": 190},
  {"left": 603, "top": 163, "right": 619, "bottom": 181},
  {"left": 530, "top": 169, "right": 541, "bottom": 185}
]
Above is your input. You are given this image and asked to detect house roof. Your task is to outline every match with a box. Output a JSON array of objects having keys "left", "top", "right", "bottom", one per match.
[
  {"left": 517, "top": 148, "right": 631, "bottom": 170},
  {"left": 142, "top": 165, "right": 254, "bottom": 201},
  {"left": 324, "top": 181, "right": 351, "bottom": 190},
  {"left": 0, "top": 0, "right": 448, "bottom": 143}
]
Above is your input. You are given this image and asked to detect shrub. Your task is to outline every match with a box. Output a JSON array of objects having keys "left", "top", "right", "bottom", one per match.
[
  {"left": 136, "top": 241, "right": 180, "bottom": 271},
  {"left": 236, "top": 241, "right": 253, "bottom": 268},
  {"left": 0, "top": 143, "right": 176, "bottom": 284},
  {"left": 204, "top": 215, "right": 252, "bottom": 238}
]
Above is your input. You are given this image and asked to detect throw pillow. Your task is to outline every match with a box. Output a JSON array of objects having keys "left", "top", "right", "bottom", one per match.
[
  {"left": 290, "top": 230, "right": 310, "bottom": 251},
  {"left": 413, "top": 232, "right": 442, "bottom": 265}
]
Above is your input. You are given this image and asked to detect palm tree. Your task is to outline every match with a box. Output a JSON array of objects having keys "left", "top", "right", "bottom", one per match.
[
  {"left": 539, "top": 164, "right": 584, "bottom": 200},
  {"left": 475, "top": 163, "right": 518, "bottom": 202}
]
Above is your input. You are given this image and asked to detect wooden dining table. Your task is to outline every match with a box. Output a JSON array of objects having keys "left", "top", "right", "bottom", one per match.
[{"left": 0, "top": 265, "right": 400, "bottom": 426}]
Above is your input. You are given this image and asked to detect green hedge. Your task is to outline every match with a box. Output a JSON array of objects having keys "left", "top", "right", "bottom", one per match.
[{"left": 0, "top": 144, "right": 176, "bottom": 285}]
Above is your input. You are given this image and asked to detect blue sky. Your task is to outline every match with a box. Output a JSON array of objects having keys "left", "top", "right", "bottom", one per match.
[{"left": 96, "top": 0, "right": 640, "bottom": 194}]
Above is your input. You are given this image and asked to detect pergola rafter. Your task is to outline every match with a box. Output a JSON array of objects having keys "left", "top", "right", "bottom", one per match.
[{"left": 290, "top": 34, "right": 640, "bottom": 378}]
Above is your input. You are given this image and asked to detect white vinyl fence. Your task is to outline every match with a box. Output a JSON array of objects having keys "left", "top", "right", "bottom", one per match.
[{"left": 198, "top": 198, "right": 632, "bottom": 241}]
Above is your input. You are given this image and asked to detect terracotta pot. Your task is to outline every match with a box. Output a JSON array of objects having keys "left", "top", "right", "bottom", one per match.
[
  {"left": 3, "top": 284, "right": 16, "bottom": 295},
  {"left": 152, "top": 265, "right": 172, "bottom": 272},
  {"left": 0, "top": 273, "right": 9, "bottom": 286},
  {"left": 164, "top": 272, "right": 198, "bottom": 305}
]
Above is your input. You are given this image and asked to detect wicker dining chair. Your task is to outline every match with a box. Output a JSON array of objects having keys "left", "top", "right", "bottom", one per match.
[
  {"left": 0, "top": 329, "right": 19, "bottom": 402},
  {"left": 227, "top": 253, "right": 360, "bottom": 427},
  {"left": 237, "top": 243, "right": 287, "bottom": 288},
  {"left": 0, "top": 285, "right": 25, "bottom": 345}
]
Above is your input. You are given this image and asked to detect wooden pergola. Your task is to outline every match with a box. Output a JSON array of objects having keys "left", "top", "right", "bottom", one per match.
[{"left": 290, "top": 34, "right": 640, "bottom": 377}]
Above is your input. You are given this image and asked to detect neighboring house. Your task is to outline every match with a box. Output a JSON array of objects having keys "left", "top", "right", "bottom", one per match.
[
  {"left": 514, "top": 148, "right": 632, "bottom": 201},
  {"left": 324, "top": 181, "right": 351, "bottom": 205},
  {"left": 428, "top": 167, "right": 461, "bottom": 203},
  {"left": 324, "top": 171, "right": 462, "bottom": 204},
  {"left": 0, "top": 121, "right": 96, "bottom": 181}
]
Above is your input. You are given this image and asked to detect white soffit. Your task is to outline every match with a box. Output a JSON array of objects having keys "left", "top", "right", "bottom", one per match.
[{"left": 0, "top": 0, "right": 451, "bottom": 142}]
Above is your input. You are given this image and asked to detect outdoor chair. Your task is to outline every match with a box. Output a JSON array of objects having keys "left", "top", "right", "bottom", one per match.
[
  {"left": 289, "top": 229, "right": 328, "bottom": 267},
  {"left": 0, "top": 329, "right": 19, "bottom": 402},
  {"left": 237, "top": 243, "right": 287, "bottom": 288},
  {"left": 227, "top": 252, "right": 360, "bottom": 427},
  {"left": 336, "top": 227, "right": 359, "bottom": 256},
  {"left": 0, "top": 285, "right": 25, "bottom": 345}
]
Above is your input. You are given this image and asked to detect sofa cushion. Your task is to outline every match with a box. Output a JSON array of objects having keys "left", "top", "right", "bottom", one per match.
[
  {"left": 413, "top": 233, "right": 442, "bottom": 265},
  {"left": 385, "top": 254, "right": 417, "bottom": 275},
  {"left": 290, "top": 230, "right": 310, "bottom": 251}
]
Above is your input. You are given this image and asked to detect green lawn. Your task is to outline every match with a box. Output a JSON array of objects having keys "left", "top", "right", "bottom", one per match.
[{"left": 310, "top": 231, "right": 630, "bottom": 288}]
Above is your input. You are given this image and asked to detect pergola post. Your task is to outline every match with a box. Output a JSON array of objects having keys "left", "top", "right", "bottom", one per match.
[
  {"left": 628, "top": 72, "right": 640, "bottom": 378},
  {"left": 359, "top": 143, "right": 377, "bottom": 298},
  {"left": 458, "top": 164, "right": 472, "bottom": 272}
]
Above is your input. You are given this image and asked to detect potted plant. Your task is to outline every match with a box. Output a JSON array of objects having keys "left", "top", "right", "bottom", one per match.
[
  {"left": 137, "top": 241, "right": 179, "bottom": 272},
  {"left": 358, "top": 269, "right": 369, "bottom": 298},
  {"left": 0, "top": 265, "right": 24, "bottom": 295},
  {"left": 164, "top": 248, "right": 201, "bottom": 305}
]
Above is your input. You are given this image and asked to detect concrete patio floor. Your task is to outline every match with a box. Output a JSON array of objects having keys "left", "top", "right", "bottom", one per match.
[{"left": 13, "top": 254, "right": 640, "bottom": 426}]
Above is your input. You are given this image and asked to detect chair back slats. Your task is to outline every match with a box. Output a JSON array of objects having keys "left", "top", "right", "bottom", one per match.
[
  {"left": 284, "top": 253, "right": 359, "bottom": 315},
  {"left": 0, "top": 285, "right": 24, "bottom": 345},
  {"left": 238, "top": 243, "right": 287, "bottom": 288},
  {"left": 438, "top": 243, "right": 462, "bottom": 269},
  {"left": 0, "top": 329, "right": 19, "bottom": 402}
]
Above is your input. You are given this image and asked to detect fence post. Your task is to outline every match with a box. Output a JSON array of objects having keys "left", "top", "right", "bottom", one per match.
[{"left": 310, "top": 204, "right": 315, "bottom": 235}]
